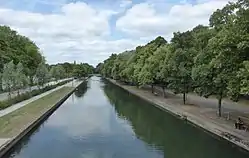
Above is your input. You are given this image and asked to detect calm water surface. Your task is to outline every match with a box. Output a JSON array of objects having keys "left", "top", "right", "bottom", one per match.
[{"left": 4, "top": 77, "right": 249, "bottom": 158}]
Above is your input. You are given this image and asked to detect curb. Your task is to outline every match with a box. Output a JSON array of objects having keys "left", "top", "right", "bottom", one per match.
[
  {"left": 106, "top": 78, "right": 249, "bottom": 154},
  {"left": 0, "top": 81, "right": 83, "bottom": 158}
]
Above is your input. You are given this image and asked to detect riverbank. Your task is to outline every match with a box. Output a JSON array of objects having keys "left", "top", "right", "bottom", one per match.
[
  {"left": 0, "top": 80, "right": 73, "bottom": 118},
  {"left": 0, "top": 80, "right": 83, "bottom": 157},
  {"left": 107, "top": 78, "right": 249, "bottom": 152},
  {"left": 0, "top": 79, "right": 73, "bottom": 110},
  {"left": 0, "top": 78, "right": 73, "bottom": 101}
]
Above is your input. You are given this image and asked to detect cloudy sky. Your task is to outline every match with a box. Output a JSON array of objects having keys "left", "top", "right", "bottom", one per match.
[{"left": 0, "top": 0, "right": 233, "bottom": 66}]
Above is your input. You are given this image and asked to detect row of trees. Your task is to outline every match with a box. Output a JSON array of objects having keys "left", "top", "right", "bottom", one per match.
[
  {"left": 0, "top": 25, "right": 94, "bottom": 97},
  {"left": 0, "top": 26, "right": 43, "bottom": 91},
  {"left": 1, "top": 60, "right": 94, "bottom": 98},
  {"left": 49, "top": 62, "right": 94, "bottom": 79},
  {"left": 97, "top": 0, "right": 249, "bottom": 117},
  {"left": 1, "top": 61, "right": 29, "bottom": 97},
  {"left": 1, "top": 60, "right": 58, "bottom": 98}
]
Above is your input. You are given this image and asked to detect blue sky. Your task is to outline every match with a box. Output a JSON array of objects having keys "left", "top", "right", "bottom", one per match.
[{"left": 0, "top": 0, "right": 232, "bottom": 66}]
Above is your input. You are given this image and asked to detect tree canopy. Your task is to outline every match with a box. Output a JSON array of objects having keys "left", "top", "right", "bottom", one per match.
[
  {"left": 97, "top": 0, "right": 249, "bottom": 117},
  {"left": 0, "top": 26, "right": 43, "bottom": 79}
]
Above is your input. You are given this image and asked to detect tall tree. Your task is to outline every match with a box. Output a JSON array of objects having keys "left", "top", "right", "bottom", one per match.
[
  {"left": 0, "top": 26, "right": 42, "bottom": 80},
  {"left": 36, "top": 62, "right": 49, "bottom": 89},
  {"left": 50, "top": 65, "right": 66, "bottom": 82},
  {"left": 2, "top": 61, "right": 16, "bottom": 98},
  {"left": 15, "top": 62, "right": 28, "bottom": 96}
]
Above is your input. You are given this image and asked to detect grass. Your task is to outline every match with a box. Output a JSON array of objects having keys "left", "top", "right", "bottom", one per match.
[
  {"left": 0, "top": 86, "right": 74, "bottom": 138},
  {"left": 0, "top": 79, "right": 72, "bottom": 110}
]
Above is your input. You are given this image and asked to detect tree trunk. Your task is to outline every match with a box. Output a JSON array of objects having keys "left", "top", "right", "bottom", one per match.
[
  {"left": 151, "top": 85, "right": 154, "bottom": 93},
  {"left": 136, "top": 83, "right": 139, "bottom": 88},
  {"left": 183, "top": 81, "right": 187, "bottom": 104},
  {"left": 218, "top": 95, "right": 222, "bottom": 117},
  {"left": 162, "top": 86, "right": 166, "bottom": 98},
  {"left": 8, "top": 86, "right": 11, "bottom": 99},
  {"left": 29, "top": 76, "right": 34, "bottom": 86},
  {"left": 183, "top": 92, "right": 186, "bottom": 105},
  {"left": 17, "top": 89, "right": 20, "bottom": 96},
  {"left": 0, "top": 81, "right": 3, "bottom": 92}
]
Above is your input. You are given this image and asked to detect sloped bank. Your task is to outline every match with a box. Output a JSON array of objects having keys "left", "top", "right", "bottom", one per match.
[
  {"left": 0, "top": 80, "right": 85, "bottom": 157},
  {"left": 106, "top": 78, "right": 249, "bottom": 153}
]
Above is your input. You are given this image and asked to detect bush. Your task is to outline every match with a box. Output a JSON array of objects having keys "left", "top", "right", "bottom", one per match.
[
  {"left": 0, "top": 79, "right": 72, "bottom": 110},
  {"left": 0, "top": 100, "right": 11, "bottom": 109}
]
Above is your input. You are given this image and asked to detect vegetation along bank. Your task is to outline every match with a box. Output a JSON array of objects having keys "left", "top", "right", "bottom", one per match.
[{"left": 97, "top": 0, "right": 249, "bottom": 117}]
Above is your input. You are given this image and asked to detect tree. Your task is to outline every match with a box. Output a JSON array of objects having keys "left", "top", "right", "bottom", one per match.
[
  {"left": 36, "top": 62, "right": 49, "bottom": 89},
  {"left": 237, "top": 61, "right": 249, "bottom": 95},
  {"left": 101, "top": 54, "right": 117, "bottom": 78},
  {"left": 112, "top": 51, "right": 133, "bottom": 80},
  {"left": 138, "top": 45, "right": 168, "bottom": 94},
  {"left": 2, "top": 61, "right": 16, "bottom": 98},
  {"left": 165, "top": 31, "right": 197, "bottom": 104},
  {"left": 0, "top": 26, "right": 43, "bottom": 85},
  {"left": 50, "top": 65, "right": 65, "bottom": 82},
  {"left": 157, "top": 46, "right": 173, "bottom": 97},
  {"left": 15, "top": 62, "right": 28, "bottom": 96},
  {"left": 95, "top": 63, "right": 103, "bottom": 74}
]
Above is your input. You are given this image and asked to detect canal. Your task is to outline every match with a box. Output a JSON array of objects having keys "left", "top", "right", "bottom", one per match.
[{"left": 4, "top": 76, "right": 249, "bottom": 158}]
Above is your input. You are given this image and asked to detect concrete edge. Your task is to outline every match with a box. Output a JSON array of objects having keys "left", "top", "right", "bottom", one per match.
[
  {"left": 0, "top": 80, "right": 85, "bottom": 158},
  {"left": 106, "top": 78, "right": 249, "bottom": 154}
]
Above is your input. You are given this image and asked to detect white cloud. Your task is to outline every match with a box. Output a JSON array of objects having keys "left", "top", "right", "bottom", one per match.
[
  {"left": 0, "top": 1, "right": 135, "bottom": 66},
  {"left": 116, "top": 0, "right": 232, "bottom": 39},
  {"left": 0, "top": 0, "right": 234, "bottom": 66}
]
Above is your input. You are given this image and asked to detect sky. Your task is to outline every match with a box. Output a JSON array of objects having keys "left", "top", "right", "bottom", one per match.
[{"left": 0, "top": 0, "right": 234, "bottom": 66}]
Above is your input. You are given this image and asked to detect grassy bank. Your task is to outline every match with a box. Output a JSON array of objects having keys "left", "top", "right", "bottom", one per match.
[
  {"left": 0, "top": 79, "right": 73, "bottom": 110},
  {"left": 0, "top": 86, "right": 74, "bottom": 138}
]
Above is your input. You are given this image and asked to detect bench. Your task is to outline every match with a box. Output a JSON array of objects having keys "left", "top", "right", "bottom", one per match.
[
  {"left": 239, "top": 116, "right": 249, "bottom": 131},
  {"left": 224, "top": 112, "right": 249, "bottom": 131}
]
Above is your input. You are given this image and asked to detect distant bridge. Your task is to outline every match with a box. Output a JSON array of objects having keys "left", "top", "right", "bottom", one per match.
[{"left": 88, "top": 74, "right": 101, "bottom": 77}]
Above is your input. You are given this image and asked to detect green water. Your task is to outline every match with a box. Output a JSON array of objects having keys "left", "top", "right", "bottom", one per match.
[{"left": 4, "top": 77, "right": 249, "bottom": 158}]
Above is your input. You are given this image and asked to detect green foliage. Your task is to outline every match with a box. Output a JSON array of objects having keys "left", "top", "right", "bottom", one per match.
[
  {"left": 15, "top": 62, "right": 29, "bottom": 93},
  {"left": 0, "top": 26, "right": 43, "bottom": 91},
  {"left": 2, "top": 61, "right": 16, "bottom": 97},
  {"left": 0, "top": 26, "right": 42, "bottom": 78},
  {"left": 98, "top": 0, "right": 249, "bottom": 116},
  {"left": 36, "top": 62, "right": 49, "bottom": 88},
  {"left": 72, "top": 63, "right": 94, "bottom": 78},
  {"left": 50, "top": 65, "right": 66, "bottom": 81},
  {"left": 49, "top": 62, "right": 94, "bottom": 78},
  {"left": 238, "top": 61, "right": 249, "bottom": 95}
]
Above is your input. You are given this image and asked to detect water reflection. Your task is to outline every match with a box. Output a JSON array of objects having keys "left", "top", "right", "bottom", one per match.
[
  {"left": 74, "top": 81, "right": 88, "bottom": 98},
  {"left": 103, "top": 81, "right": 249, "bottom": 158},
  {"left": 6, "top": 124, "right": 45, "bottom": 158}
]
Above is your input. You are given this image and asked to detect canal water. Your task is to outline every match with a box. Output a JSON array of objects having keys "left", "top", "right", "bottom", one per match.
[{"left": 4, "top": 76, "right": 249, "bottom": 158}]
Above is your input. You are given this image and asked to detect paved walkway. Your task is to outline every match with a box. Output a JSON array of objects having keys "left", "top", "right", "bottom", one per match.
[
  {"left": 0, "top": 79, "right": 79, "bottom": 118},
  {"left": 147, "top": 85, "right": 249, "bottom": 115},
  {"left": 0, "top": 139, "right": 9, "bottom": 148},
  {"left": 110, "top": 80, "right": 249, "bottom": 151},
  {"left": 0, "top": 78, "right": 73, "bottom": 101}
]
